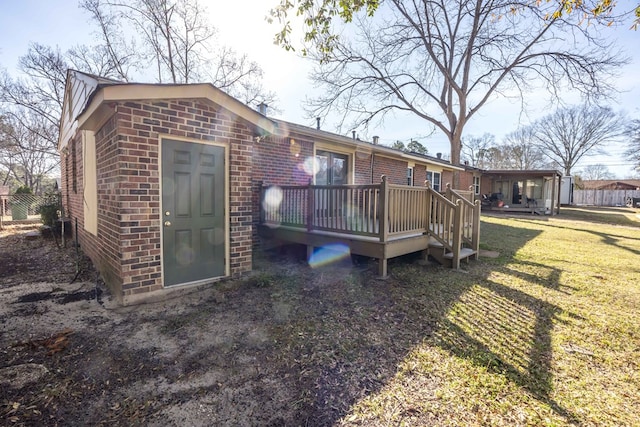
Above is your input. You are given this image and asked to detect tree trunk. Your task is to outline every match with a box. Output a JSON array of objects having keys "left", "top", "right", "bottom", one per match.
[{"left": 450, "top": 131, "right": 463, "bottom": 189}]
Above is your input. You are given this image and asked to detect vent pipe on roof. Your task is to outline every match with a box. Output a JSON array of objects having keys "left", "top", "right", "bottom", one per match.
[
  {"left": 352, "top": 130, "right": 356, "bottom": 140},
  {"left": 257, "top": 102, "right": 268, "bottom": 115},
  {"left": 373, "top": 135, "right": 379, "bottom": 144},
  {"left": 316, "top": 117, "right": 320, "bottom": 130},
  {"left": 436, "top": 152, "right": 442, "bottom": 159}
]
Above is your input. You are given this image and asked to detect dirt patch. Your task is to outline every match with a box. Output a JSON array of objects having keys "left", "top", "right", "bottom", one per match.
[
  {"left": 479, "top": 249, "right": 500, "bottom": 258},
  {"left": 1, "top": 224, "right": 448, "bottom": 425}
]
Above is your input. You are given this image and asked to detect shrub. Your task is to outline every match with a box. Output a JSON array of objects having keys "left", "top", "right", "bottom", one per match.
[
  {"left": 15, "top": 186, "right": 33, "bottom": 194},
  {"left": 37, "top": 192, "right": 61, "bottom": 226}
]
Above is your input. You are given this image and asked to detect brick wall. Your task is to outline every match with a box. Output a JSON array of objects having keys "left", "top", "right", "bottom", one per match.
[
  {"left": 414, "top": 165, "right": 427, "bottom": 187},
  {"left": 253, "top": 133, "right": 314, "bottom": 187},
  {"left": 62, "top": 98, "right": 255, "bottom": 303},
  {"left": 373, "top": 156, "right": 408, "bottom": 185},
  {"left": 354, "top": 153, "right": 372, "bottom": 184}
]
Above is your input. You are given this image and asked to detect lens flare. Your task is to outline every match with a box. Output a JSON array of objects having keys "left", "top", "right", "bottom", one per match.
[
  {"left": 302, "top": 156, "right": 317, "bottom": 176},
  {"left": 289, "top": 138, "right": 301, "bottom": 157},
  {"left": 176, "top": 244, "right": 195, "bottom": 266},
  {"left": 308, "top": 243, "right": 351, "bottom": 268},
  {"left": 263, "top": 186, "right": 283, "bottom": 209}
]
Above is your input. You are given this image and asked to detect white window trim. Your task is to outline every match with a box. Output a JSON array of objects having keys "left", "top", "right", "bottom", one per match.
[
  {"left": 427, "top": 171, "right": 441, "bottom": 192},
  {"left": 83, "top": 131, "right": 98, "bottom": 236}
]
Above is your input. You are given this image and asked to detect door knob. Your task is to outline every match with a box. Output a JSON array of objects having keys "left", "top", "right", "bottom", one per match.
[{"left": 164, "top": 220, "right": 171, "bottom": 227}]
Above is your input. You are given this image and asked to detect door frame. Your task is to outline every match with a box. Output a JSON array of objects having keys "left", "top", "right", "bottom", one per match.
[
  {"left": 158, "top": 134, "right": 230, "bottom": 288},
  {"left": 313, "top": 143, "right": 354, "bottom": 185}
]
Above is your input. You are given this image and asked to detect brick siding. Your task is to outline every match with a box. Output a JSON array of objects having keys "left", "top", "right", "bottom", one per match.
[
  {"left": 61, "top": 99, "right": 255, "bottom": 303},
  {"left": 373, "top": 156, "right": 408, "bottom": 185}
]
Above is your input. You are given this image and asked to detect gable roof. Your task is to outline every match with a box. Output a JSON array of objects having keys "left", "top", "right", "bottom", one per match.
[
  {"left": 58, "top": 70, "right": 276, "bottom": 150},
  {"left": 58, "top": 71, "right": 461, "bottom": 171}
]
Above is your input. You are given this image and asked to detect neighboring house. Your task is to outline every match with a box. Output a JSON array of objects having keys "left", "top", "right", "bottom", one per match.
[
  {"left": 579, "top": 180, "right": 640, "bottom": 191},
  {"left": 479, "top": 170, "right": 563, "bottom": 215},
  {"left": 59, "top": 70, "right": 474, "bottom": 305}
]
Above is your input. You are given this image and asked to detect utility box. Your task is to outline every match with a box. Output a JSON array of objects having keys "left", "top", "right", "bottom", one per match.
[{"left": 560, "top": 176, "right": 574, "bottom": 205}]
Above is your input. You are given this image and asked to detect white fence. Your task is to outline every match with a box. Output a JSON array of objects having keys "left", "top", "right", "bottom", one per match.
[{"left": 573, "top": 189, "right": 640, "bottom": 207}]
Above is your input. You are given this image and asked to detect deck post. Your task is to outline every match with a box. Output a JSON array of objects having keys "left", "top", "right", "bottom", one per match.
[
  {"left": 305, "top": 179, "right": 314, "bottom": 259},
  {"left": 306, "top": 179, "right": 314, "bottom": 231},
  {"left": 378, "top": 258, "right": 388, "bottom": 277},
  {"left": 471, "top": 200, "right": 481, "bottom": 260},
  {"left": 556, "top": 174, "right": 562, "bottom": 215},
  {"left": 379, "top": 175, "right": 389, "bottom": 243},
  {"left": 423, "top": 180, "right": 433, "bottom": 262},
  {"left": 452, "top": 199, "right": 463, "bottom": 269},
  {"left": 378, "top": 175, "right": 389, "bottom": 277},
  {"left": 550, "top": 173, "right": 557, "bottom": 216}
]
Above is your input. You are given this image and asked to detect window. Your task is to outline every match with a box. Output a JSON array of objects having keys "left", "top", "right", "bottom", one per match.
[
  {"left": 473, "top": 176, "right": 480, "bottom": 195},
  {"left": 315, "top": 150, "right": 349, "bottom": 185},
  {"left": 427, "top": 171, "right": 441, "bottom": 192},
  {"left": 407, "top": 167, "right": 414, "bottom": 186}
]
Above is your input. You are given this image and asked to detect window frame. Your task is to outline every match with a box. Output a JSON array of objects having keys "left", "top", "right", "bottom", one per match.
[
  {"left": 473, "top": 176, "right": 480, "bottom": 195},
  {"left": 427, "top": 171, "right": 441, "bottom": 192}
]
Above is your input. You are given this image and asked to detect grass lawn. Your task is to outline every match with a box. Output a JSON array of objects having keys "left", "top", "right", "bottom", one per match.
[{"left": 261, "top": 207, "right": 640, "bottom": 426}]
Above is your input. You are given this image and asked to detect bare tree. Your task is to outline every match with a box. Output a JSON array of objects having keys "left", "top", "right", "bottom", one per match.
[
  {"left": 77, "top": 0, "right": 139, "bottom": 80},
  {"left": 271, "top": 0, "right": 640, "bottom": 55},
  {"left": 0, "top": 43, "right": 125, "bottom": 187},
  {"left": 502, "top": 127, "right": 547, "bottom": 170},
  {"left": 82, "top": 0, "right": 276, "bottom": 105},
  {"left": 577, "top": 164, "right": 615, "bottom": 181},
  {"left": 0, "top": 44, "right": 68, "bottom": 179},
  {"left": 0, "top": 114, "right": 59, "bottom": 192},
  {"left": 462, "top": 133, "right": 495, "bottom": 167},
  {"left": 481, "top": 146, "right": 512, "bottom": 170},
  {"left": 625, "top": 119, "right": 640, "bottom": 173},
  {"left": 300, "top": 0, "right": 624, "bottom": 187},
  {"left": 531, "top": 105, "right": 625, "bottom": 176}
]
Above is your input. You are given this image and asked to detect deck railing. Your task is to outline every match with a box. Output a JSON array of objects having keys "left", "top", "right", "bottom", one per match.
[
  {"left": 427, "top": 187, "right": 458, "bottom": 254},
  {"left": 445, "top": 185, "right": 481, "bottom": 255},
  {"left": 260, "top": 176, "right": 481, "bottom": 262}
]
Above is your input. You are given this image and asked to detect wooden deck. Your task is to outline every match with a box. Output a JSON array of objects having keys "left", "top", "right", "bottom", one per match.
[{"left": 258, "top": 177, "right": 481, "bottom": 276}]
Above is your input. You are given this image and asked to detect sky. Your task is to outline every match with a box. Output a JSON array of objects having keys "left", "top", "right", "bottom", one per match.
[{"left": 0, "top": 0, "right": 638, "bottom": 177}]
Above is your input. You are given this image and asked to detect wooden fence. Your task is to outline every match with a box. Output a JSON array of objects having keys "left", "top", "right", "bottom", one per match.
[{"left": 573, "top": 189, "right": 640, "bottom": 207}]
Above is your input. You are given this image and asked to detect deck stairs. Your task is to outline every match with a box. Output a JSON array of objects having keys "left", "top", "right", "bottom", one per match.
[
  {"left": 424, "top": 184, "right": 481, "bottom": 269},
  {"left": 427, "top": 236, "right": 477, "bottom": 268}
]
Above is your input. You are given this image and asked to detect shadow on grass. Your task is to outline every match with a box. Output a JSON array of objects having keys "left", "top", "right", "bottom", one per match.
[
  {"left": 233, "top": 219, "right": 579, "bottom": 424},
  {"left": 559, "top": 207, "right": 640, "bottom": 228},
  {"left": 433, "top": 277, "right": 577, "bottom": 423},
  {"left": 516, "top": 217, "right": 640, "bottom": 257}
]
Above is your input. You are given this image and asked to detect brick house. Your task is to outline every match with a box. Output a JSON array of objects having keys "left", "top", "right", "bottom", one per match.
[{"left": 59, "top": 70, "right": 464, "bottom": 304}]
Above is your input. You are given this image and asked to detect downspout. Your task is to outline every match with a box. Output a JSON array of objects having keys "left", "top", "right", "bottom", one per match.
[{"left": 370, "top": 153, "right": 375, "bottom": 184}]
